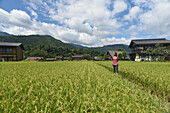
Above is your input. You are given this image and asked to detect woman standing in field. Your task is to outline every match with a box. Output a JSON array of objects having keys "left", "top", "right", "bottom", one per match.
[{"left": 113, "top": 52, "right": 118, "bottom": 74}]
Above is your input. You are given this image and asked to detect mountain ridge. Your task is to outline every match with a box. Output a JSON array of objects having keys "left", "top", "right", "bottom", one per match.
[
  {"left": 92, "top": 44, "right": 131, "bottom": 52},
  {"left": 0, "top": 32, "right": 13, "bottom": 36}
]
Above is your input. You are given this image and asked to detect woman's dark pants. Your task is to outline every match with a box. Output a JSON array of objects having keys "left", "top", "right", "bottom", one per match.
[{"left": 113, "top": 65, "right": 118, "bottom": 73}]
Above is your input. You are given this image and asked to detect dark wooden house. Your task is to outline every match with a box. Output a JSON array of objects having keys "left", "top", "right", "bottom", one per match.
[
  {"left": 129, "top": 38, "right": 170, "bottom": 61},
  {"left": 0, "top": 42, "right": 24, "bottom": 61}
]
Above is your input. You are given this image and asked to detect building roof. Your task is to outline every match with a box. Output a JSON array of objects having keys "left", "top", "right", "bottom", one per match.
[
  {"left": 46, "top": 58, "right": 56, "bottom": 60},
  {"left": 72, "top": 55, "right": 83, "bottom": 58},
  {"left": 129, "top": 38, "right": 170, "bottom": 48},
  {"left": 27, "top": 57, "right": 43, "bottom": 60},
  {"left": 0, "top": 42, "right": 24, "bottom": 49},
  {"left": 91, "top": 57, "right": 94, "bottom": 60},
  {"left": 0, "top": 42, "right": 22, "bottom": 46},
  {"left": 107, "top": 51, "right": 122, "bottom": 57},
  {"left": 56, "top": 56, "right": 62, "bottom": 58},
  {"left": 64, "top": 57, "right": 69, "bottom": 59}
]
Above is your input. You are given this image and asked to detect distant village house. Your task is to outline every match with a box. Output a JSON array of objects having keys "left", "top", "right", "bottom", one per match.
[
  {"left": 72, "top": 55, "right": 83, "bottom": 60},
  {"left": 56, "top": 56, "right": 62, "bottom": 61},
  {"left": 46, "top": 58, "right": 56, "bottom": 61},
  {"left": 0, "top": 42, "right": 24, "bottom": 61},
  {"left": 91, "top": 57, "right": 94, "bottom": 60},
  {"left": 63, "top": 57, "right": 69, "bottom": 61},
  {"left": 106, "top": 51, "right": 123, "bottom": 60},
  {"left": 27, "top": 57, "right": 43, "bottom": 61},
  {"left": 93, "top": 56, "right": 102, "bottom": 61}
]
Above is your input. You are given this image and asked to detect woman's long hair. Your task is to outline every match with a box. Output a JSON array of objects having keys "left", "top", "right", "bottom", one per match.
[{"left": 114, "top": 52, "right": 117, "bottom": 57}]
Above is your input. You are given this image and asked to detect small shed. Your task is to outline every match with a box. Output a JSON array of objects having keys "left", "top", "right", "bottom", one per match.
[
  {"left": 64, "top": 57, "right": 69, "bottom": 61},
  {"left": 72, "top": 55, "right": 83, "bottom": 60},
  {"left": 56, "top": 56, "right": 62, "bottom": 61},
  {"left": 27, "top": 57, "right": 43, "bottom": 61},
  {"left": 94, "top": 56, "right": 101, "bottom": 61},
  {"left": 91, "top": 57, "right": 94, "bottom": 60}
]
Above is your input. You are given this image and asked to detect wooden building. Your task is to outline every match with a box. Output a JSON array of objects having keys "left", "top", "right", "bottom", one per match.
[
  {"left": 72, "top": 55, "right": 83, "bottom": 60},
  {"left": 129, "top": 38, "right": 170, "bottom": 61},
  {"left": 106, "top": 51, "right": 122, "bottom": 60},
  {"left": 0, "top": 42, "right": 24, "bottom": 61}
]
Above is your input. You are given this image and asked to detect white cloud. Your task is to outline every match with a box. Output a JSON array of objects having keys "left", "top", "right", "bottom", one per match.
[
  {"left": 26, "top": 0, "right": 122, "bottom": 33},
  {"left": 99, "top": 37, "right": 131, "bottom": 46},
  {"left": 20, "top": 0, "right": 130, "bottom": 46},
  {"left": 113, "top": 0, "right": 127, "bottom": 13},
  {"left": 26, "top": 7, "right": 38, "bottom": 19},
  {"left": 124, "top": 6, "right": 141, "bottom": 21},
  {"left": 0, "top": 8, "right": 130, "bottom": 47},
  {"left": 131, "top": 0, "right": 152, "bottom": 8},
  {"left": 30, "top": 10, "right": 38, "bottom": 19},
  {"left": 127, "top": 25, "right": 137, "bottom": 31},
  {"left": 139, "top": 0, "right": 170, "bottom": 37},
  {"left": 0, "top": 9, "right": 32, "bottom": 28},
  {"left": 1, "top": 0, "right": 170, "bottom": 47}
]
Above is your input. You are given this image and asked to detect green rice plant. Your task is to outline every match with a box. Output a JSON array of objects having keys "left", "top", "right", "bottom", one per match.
[{"left": 0, "top": 61, "right": 168, "bottom": 112}]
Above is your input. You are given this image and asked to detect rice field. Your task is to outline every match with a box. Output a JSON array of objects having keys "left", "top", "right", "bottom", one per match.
[
  {"left": 96, "top": 61, "right": 170, "bottom": 99},
  {"left": 0, "top": 61, "right": 169, "bottom": 112}
]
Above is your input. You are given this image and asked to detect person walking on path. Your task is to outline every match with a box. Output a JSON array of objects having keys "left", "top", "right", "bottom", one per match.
[{"left": 113, "top": 52, "right": 118, "bottom": 74}]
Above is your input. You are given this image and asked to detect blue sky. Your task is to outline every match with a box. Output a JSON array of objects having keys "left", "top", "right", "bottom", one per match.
[{"left": 0, "top": 0, "right": 170, "bottom": 47}]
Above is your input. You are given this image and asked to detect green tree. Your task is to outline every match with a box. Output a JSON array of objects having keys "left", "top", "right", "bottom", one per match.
[
  {"left": 103, "top": 54, "right": 109, "bottom": 60},
  {"left": 122, "top": 51, "right": 128, "bottom": 60},
  {"left": 68, "top": 56, "right": 72, "bottom": 61},
  {"left": 82, "top": 54, "right": 91, "bottom": 60},
  {"left": 23, "top": 44, "right": 105, "bottom": 59},
  {"left": 117, "top": 48, "right": 125, "bottom": 51},
  {"left": 152, "top": 44, "right": 170, "bottom": 61},
  {"left": 30, "top": 49, "right": 48, "bottom": 58},
  {"left": 146, "top": 47, "right": 153, "bottom": 61},
  {"left": 118, "top": 53, "right": 123, "bottom": 60}
]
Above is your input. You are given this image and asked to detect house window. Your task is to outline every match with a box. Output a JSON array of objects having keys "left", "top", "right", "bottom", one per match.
[
  {"left": 135, "top": 47, "right": 143, "bottom": 50},
  {"left": 143, "top": 47, "right": 148, "bottom": 50},
  {"left": 0, "top": 48, "right": 6, "bottom": 52},
  {"left": 6, "top": 48, "right": 13, "bottom": 52},
  {"left": 0, "top": 48, "right": 13, "bottom": 52}
]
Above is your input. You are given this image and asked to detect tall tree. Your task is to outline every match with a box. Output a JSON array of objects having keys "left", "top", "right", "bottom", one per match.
[
  {"left": 122, "top": 51, "right": 128, "bottom": 60},
  {"left": 146, "top": 47, "right": 153, "bottom": 61}
]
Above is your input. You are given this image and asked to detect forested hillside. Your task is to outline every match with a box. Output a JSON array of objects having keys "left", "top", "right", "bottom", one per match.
[
  {"left": 24, "top": 44, "right": 104, "bottom": 58},
  {"left": 0, "top": 35, "right": 74, "bottom": 48},
  {"left": 0, "top": 34, "right": 130, "bottom": 58}
]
